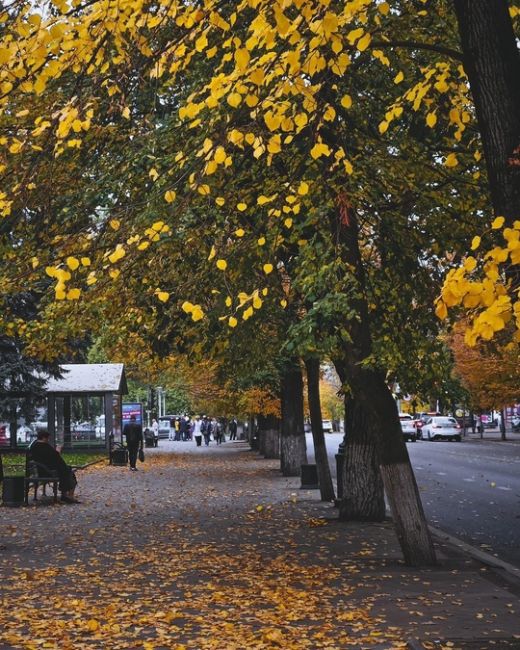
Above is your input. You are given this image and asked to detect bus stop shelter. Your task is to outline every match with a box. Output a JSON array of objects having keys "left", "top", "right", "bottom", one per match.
[{"left": 46, "top": 364, "right": 128, "bottom": 451}]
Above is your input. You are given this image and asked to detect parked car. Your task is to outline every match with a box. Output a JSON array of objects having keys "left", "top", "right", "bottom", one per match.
[
  {"left": 421, "top": 416, "right": 462, "bottom": 441},
  {"left": 399, "top": 414, "right": 417, "bottom": 442},
  {"left": 321, "top": 420, "right": 333, "bottom": 433},
  {"left": 512, "top": 415, "right": 520, "bottom": 432}
]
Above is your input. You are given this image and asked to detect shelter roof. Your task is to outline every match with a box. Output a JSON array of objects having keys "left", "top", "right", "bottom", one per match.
[{"left": 46, "top": 364, "right": 128, "bottom": 394}]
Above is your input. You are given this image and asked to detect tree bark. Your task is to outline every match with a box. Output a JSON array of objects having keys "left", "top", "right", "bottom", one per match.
[
  {"left": 329, "top": 204, "right": 437, "bottom": 566},
  {"left": 338, "top": 396, "right": 385, "bottom": 521},
  {"left": 453, "top": 0, "right": 520, "bottom": 291},
  {"left": 258, "top": 414, "right": 280, "bottom": 458},
  {"left": 280, "top": 359, "right": 308, "bottom": 476},
  {"left": 304, "top": 357, "right": 335, "bottom": 501}
]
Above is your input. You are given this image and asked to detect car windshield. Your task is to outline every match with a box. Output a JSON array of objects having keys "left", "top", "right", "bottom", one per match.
[
  {"left": 434, "top": 417, "right": 457, "bottom": 425},
  {"left": 399, "top": 415, "right": 412, "bottom": 420}
]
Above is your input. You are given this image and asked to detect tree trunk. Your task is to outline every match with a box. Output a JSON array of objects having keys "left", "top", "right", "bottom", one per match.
[
  {"left": 258, "top": 414, "right": 280, "bottom": 458},
  {"left": 453, "top": 0, "right": 520, "bottom": 291},
  {"left": 500, "top": 407, "right": 507, "bottom": 441},
  {"left": 304, "top": 357, "right": 335, "bottom": 501},
  {"left": 248, "top": 415, "right": 257, "bottom": 449},
  {"left": 329, "top": 205, "right": 437, "bottom": 566},
  {"left": 338, "top": 396, "right": 385, "bottom": 521},
  {"left": 280, "top": 359, "right": 307, "bottom": 476}
]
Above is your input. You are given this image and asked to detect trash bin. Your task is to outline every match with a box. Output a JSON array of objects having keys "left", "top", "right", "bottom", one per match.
[
  {"left": 2, "top": 476, "right": 25, "bottom": 507},
  {"left": 111, "top": 448, "right": 128, "bottom": 466},
  {"left": 195, "top": 434, "right": 202, "bottom": 447},
  {"left": 144, "top": 429, "right": 155, "bottom": 448},
  {"left": 300, "top": 464, "right": 319, "bottom": 489}
]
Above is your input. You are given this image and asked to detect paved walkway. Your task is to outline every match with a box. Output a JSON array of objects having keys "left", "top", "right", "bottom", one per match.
[{"left": 1, "top": 441, "right": 520, "bottom": 649}]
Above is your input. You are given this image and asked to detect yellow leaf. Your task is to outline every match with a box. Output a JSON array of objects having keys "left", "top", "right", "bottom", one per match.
[
  {"left": 216, "top": 259, "right": 227, "bottom": 270},
  {"left": 192, "top": 307, "right": 204, "bottom": 321},
  {"left": 234, "top": 48, "right": 250, "bottom": 70},
  {"left": 215, "top": 196, "right": 226, "bottom": 206},
  {"left": 263, "top": 263, "right": 273, "bottom": 274},
  {"left": 357, "top": 32, "right": 371, "bottom": 52},
  {"left": 253, "top": 296, "right": 262, "bottom": 309},
  {"left": 343, "top": 159, "right": 353, "bottom": 175},
  {"left": 298, "top": 182, "right": 309, "bottom": 195},
  {"left": 228, "top": 316, "right": 238, "bottom": 328},
  {"left": 149, "top": 168, "right": 159, "bottom": 181},
  {"left": 378, "top": 121, "right": 389, "bottom": 134},
  {"left": 394, "top": 71, "right": 404, "bottom": 84},
  {"left": 491, "top": 216, "right": 505, "bottom": 229},
  {"left": 225, "top": 296, "right": 232, "bottom": 307},
  {"left": 235, "top": 228, "right": 245, "bottom": 237},
  {"left": 86, "top": 619, "right": 99, "bottom": 632},
  {"left": 445, "top": 153, "right": 458, "bottom": 167},
  {"left": 227, "top": 93, "right": 242, "bottom": 107},
  {"left": 426, "top": 112, "right": 437, "bottom": 128},
  {"left": 284, "top": 218, "right": 293, "bottom": 228},
  {"left": 257, "top": 237, "right": 266, "bottom": 246},
  {"left": 122, "top": 106, "right": 130, "bottom": 120},
  {"left": 66, "top": 288, "right": 81, "bottom": 300},
  {"left": 340, "top": 94, "right": 352, "bottom": 109},
  {"left": 310, "top": 143, "right": 331, "bottom": 159},
  {"left": 280, "top": 299, "right": 287, "bottom": 308},
  {"left": 208, "top": 245, "right": 216, "bottom": 261},
  {"left": 109, "top": 219, "right": 120, "bottom": 230},
  {"left": 237, "top": 202, "right": 247, "bottom": 211},
  {"left": 198, "top": 184, "right": 210, "bottom": 195},
  {"left": 182, "top": 301, "right": 194, "bottom": 313},
  {"left": 156, "top": 291, "right": 169, "bottom": 303},
  {"left": 164, "top": 190, "right": 176, "bottom": 203},
  {"left": 66, "top": 256, "right": 79, "bottom": 271},
  {"left": 435, "top": 300, "right": 447, "bottom": 320},
  {"left": 471, "top": 236, "right": 481, "bottom": 250}
]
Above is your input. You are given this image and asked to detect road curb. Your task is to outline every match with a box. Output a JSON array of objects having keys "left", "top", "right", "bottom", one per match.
[{"left": 429, "top": 524, "right": 520, "bottom": 581}]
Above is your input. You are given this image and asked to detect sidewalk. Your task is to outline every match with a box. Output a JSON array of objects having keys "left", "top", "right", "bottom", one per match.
[{"left": 1, "top": 442, "right": 519, "bottom": 649}]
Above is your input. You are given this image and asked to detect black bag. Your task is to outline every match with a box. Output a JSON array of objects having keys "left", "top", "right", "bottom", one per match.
[{"left": 138, "top": 448, "right": 145, "bottom": 463}]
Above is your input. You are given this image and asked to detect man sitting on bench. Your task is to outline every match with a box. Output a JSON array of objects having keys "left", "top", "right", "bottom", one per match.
[{"left": 30, "top": 431, "right": 79, "bottom": 504}]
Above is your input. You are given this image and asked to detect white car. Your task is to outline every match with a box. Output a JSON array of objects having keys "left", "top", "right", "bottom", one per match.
[
  {"left": 321, "top": 420, "right": 333, "bottom": 433},
  {"left": 399, "top": 414, "right": 417, "bottom": 442},
  {"left": 421, "top": 416, "right": 462, "bottom": 442}
]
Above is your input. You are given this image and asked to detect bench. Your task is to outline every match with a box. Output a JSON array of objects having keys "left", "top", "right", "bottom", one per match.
[
  {"left": 24, "top": 454, "right": 60, "bottom": 505},
  {"left": 0, "top": 450, "right": 60, "bottom": 505}
]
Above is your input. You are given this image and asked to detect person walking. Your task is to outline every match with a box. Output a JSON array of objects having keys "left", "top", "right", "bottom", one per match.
[
  {"left": 123, "top": 415, "right": 143, "bottom": 471},
  {"left": 215, "top": 420, "right": 224, "bottom": 445},
  {"left": 169, "top": 417, "right": 175, "bottom": 441},
  {"left": 229, "top": 419, "right": 238, "bottom": 441},
  {"left": 202, "top": 417, "right": 211, "bottom": 446}
]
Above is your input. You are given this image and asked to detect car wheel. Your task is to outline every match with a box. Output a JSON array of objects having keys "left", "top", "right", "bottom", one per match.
[
  {"left": 410, "top": 436, "right": 416, "bottom": 442},
  {"left": 454, "top": 435, "right": 461, "bottom": 442}
]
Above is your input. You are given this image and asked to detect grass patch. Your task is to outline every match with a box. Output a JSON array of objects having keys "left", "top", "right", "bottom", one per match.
[{"left": 1, "top": 452, "right": 107, "bottom": 475}]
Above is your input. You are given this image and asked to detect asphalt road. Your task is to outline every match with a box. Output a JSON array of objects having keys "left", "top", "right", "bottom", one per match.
[{"left": 310, "top": 433, "right": 520, "bottom": 569}]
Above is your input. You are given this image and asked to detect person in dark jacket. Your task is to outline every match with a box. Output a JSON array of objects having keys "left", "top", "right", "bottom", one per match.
[
  {"left": 29, "top": 431, "right": 78, "bottom": 503},
  {"left": 123, "top": 415, "right": 143, "bottom": 471}
]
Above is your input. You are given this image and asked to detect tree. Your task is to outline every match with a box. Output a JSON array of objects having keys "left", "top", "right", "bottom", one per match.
[{"left": 3, "top": 0, "right": 516, "bottom": 564}]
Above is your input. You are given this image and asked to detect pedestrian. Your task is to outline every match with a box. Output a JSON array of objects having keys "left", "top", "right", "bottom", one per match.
[
  {"left": 152, "top": 418, "right": 159, "bottom": 445},
  {"left": 202, "top": 416, "right": 211, "bottom": 446},
  {"left": 193, "top": 416, "right": 203, "bottom": 446},
  {"left": 123, "top": 415, "right": 143, "bottom": 471},
  {"left": 175, "top": 417, "right": 181, "bottom": 441},
  {"left": 229, "top": 418, "right": 238, "bottom": 441},
  {"left": 184, "top": 415, "right": 192, "bottom": 441},
  {"left": 29, "top": 430, "right": 79, "bottom": 503},
  {"left": 215, "top": 420, "right": 224, "bottom": 445},
  {"left": 169, "top": 416, "right": 175, "bottom": 441}
]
